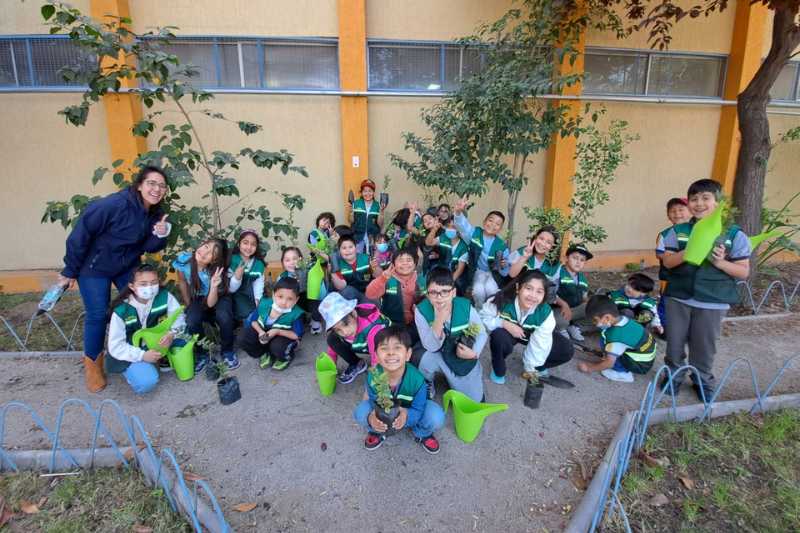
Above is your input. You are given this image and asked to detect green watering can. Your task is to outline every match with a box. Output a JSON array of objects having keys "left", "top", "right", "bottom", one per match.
[
  {"left": 684, "top": 201, "right": 725, "bottom": 266},
  {"left": 748, "top": 230, "right": 783, "bottom": 251},
  {"left": 316, "top": 353, "right": 337, "bottom": 396},
  {"left": 443, "top": 390, "right": 508, "bottom": 443},
  {"left": 131, "top": 306, "right": 185, "bottom": 356},
  {"left": 167, "top": 334, "right": 197, "bottom": 381}
]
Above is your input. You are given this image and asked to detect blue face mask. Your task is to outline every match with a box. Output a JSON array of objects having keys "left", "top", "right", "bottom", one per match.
[
  {"left": 376, "top": 243, "right": 389, "bottom": 253},
  {"left": 444, "top": 229, "right": 458, "bottom": 240},
  {"left": 598, "top": 319, "right": 612, "bottom": 331}
]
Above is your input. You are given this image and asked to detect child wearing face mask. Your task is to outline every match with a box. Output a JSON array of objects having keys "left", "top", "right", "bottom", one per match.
[
  {"left": 236, "top": 277, "right": 305, "bottom": 371},
  {"left": 373, "top": 233, "right": 393, "bottom": 270},
  {"left": 107, "top": 264, "right": 186, "bottom": 393}
]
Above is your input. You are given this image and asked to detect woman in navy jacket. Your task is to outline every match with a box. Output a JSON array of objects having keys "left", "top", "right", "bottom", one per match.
[{"left": 57, "top": 166, "right": 171, "bottom": 392}]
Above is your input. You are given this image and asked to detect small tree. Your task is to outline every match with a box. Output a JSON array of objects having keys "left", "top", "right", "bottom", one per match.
[{"left": 37, "top": 1, "right": 308, "bottom": 262}]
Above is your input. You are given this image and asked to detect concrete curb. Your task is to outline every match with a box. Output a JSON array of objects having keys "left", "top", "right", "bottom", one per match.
[
  {"left": 566, "top": 392, "right": 800, "bottom": 533},
  {"left": 0, "top": 351, "right": 83, "bottom": 359}
]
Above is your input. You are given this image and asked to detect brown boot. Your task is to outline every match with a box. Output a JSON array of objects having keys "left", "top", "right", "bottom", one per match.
[{"left": 83, "top": 352, "right": 107, "bottom": 393}]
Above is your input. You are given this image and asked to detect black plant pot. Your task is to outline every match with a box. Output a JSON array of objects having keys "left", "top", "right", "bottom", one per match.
[
  {"left": 217, "top": 376, "right": 242, "bottom": 405},
  {"left": 547, "top": 281, "right": 558, "bottom": 304},
  {"left": 492, "top": 250, "right": 505, "bottom": 272},
  {"left": 380, "top": 193, "right": 389, "bottom": 206},
  {"left": 456, "top": 335, "right": 476, "bottom": 350},
  {"left": 524, "top": 381, "right": 544, "bottom": 409},
  {"left": 328, "top": 254, "right": 341, "bottom": 274},
  {"left": 205, "top": 362, "right": 220, "bottom": 381},
  {"left": 372, "top": 400, "right": 401, "bottom": 437},
  {"left": 295, "top": 267, "right": 310, "bottom": 292}
]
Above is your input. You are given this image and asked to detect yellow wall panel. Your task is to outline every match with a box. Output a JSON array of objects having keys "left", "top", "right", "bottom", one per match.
[
  {"left": 130, "top": 0, "right": 338, "bottom": 37},
  {"left": 0, "top": 0, "right": 92, "bottom": 35},
  {"left": 0, "top": 94, "right": 115, "bottom": 270}
]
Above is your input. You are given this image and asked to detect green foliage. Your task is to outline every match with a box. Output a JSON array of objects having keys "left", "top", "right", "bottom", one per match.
[
  {"left": 369, "top": 366, "right": 394, "bottom": 414},
  {"left": 37, "top": 1, "right": 308, "bottom": 269},
  {"left": 759, "top": 192, "right": 800, "bottom": 270},
  {"left": 528, "top": 370, "right": 541, "bottom": 386},
  {"left": 625, "top": 262, "right": 640, "bottom": 271},
  {"left": 463, "top": 322, "right": 482, "bottom": 339},
  {"left": 525, "top": 118, "right": 637, "bottom": 255}
]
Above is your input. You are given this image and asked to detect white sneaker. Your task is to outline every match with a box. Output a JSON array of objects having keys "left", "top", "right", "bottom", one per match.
[
  {"left": 566, "top": 325, "right": 585, "bottom": 341},
  {"left": 310, "top": 320, "right": 323, "bottom": 335},
  {"left": 601, "top": 369, "right": 634, "bottom": 383},
  {"left": 556, "top": 329, "right": 570, "bottom": 339}
]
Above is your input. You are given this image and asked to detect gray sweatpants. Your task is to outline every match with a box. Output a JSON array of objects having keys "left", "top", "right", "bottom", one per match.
[
  {"left": 554, "top": 302, "right": 595, "bottom": 331},
  {"left": 664, "top": 298, "right": 726, "bottom": 389},
  {"left": 418, "top": 350, "right": 484, "bottom": 402}
]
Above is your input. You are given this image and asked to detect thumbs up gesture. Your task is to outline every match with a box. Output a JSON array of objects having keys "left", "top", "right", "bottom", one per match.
[{"left": 155, "top": 214, "right": 169, "bottom": 236}]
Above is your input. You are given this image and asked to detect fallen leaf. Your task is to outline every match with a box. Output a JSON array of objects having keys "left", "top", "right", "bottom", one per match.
[
  {"left": 647, "top": 493, "right": 670, "bottom": 507},
  {"left": 657, "top": 456, "right": 672, "bottom": 467},
  {"left": 182, "top": 472, "right": 208, "bottom": 483},
  {"left": 124, "top": 443, "right": 148, "bottom": 462},
  {"left": 36, "top": 497, "right": 47, "bottom": 508},
  {"left": 269, "top": 379, "right": 278, "bottom": 386},
  {"left": 397, "top": 519, "right": 407, "bottom": 524},
  {"left": 321, "top": 443, "right": 328, "bottom": 452},
  {"left": 571, "top": 476, "right": 587, "bottom": 490},
  {"left": 539, "top": 433, "right": 544, "bottom": 438},
  {"left": 19, "top": 498, "right": 39, "bottom": 514},
  {"left": 232, "top": 502, "right": 259, "bottom": 513},
  {"left": 132, "top": 526, "right": 154, "bottom": 533},
  {"left": 638, "top": 450, "right": 658, "bottom": 468},
  {"left": 677, "top": 476, "right": 694, "bottom": 490},
  {"left": 1, "top": 498, "right": 14, "bottom": 527}
]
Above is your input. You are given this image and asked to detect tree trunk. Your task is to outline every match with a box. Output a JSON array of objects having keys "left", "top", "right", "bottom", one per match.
[{"left": 732, "top": 9, "right": 800, "bottom": 292}]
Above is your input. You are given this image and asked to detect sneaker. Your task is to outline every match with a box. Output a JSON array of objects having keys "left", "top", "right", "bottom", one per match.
[
  {"left": 601, "top": 369, "right": 634, "bottom": 383},
  {"left": 193, "top": 354, "right": 209, "bottom": 374},
  {"left": 660, "top": 376, "right": 682, "bottom": 395},
  {"left": 415, "top": 434, "right": 441, "bottom": 455},
  {"left": 339, "top": 360, "right": 367, "bottom": 384},
  {"left": 259, "top": 353, "right": 273, "bottom": 369},
  {"left": 425, "top": 379, "right": 435, "bottom": 400},
  {"left": 222, "top": 351, "right": 240, "bottom": 370},
  {"left": 364, "top": 432, "right": 385, "bottom": 451},
  {"left": 272, "top": 359, "right": 291, "bottom": 371},
  {"left": 490, "top": 369, "right": 505, "bottom": 384},
  {"left": 566, "top": 325, "right": 585, "bottom": 342},
  {"left": 692, "top": 383, "right": 715, "bottom": 404},
  {"left": 310, "top": 320, "right": 323, "bottom": 335},
  {"left": 159, "top": 357, "right": 173, "bottom": 373},
  {"left": 556, "top": 329, "right": 570, "bottom": 339}
]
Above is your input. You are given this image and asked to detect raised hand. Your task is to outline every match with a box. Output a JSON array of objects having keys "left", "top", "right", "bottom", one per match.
[
  {"left": 234, "top": 262, "right": 246, "bottom": 280},
  {"left": 522, "top": 240, "right": 534, "bottom": 259},
  {"left": 209, "top": 267, "right": 223, "bottom": 288},
  {"left": 154, "top": 214, "right": 169, "bottom": 236},
  {"left": 454, "top": 195, "right": 472, "bottom": 215},
  {"left": 382, "top": 264, "right": 395, "bottom": 280}
]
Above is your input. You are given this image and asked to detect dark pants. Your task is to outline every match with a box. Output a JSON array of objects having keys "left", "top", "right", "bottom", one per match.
[
  {"left": 327, "top": 331, "right": 366, "bottom": 367},
  {"left": 406, "top": 321, "right": 420, "bottom": 348},
  {"left": 620, "top": 307, "right": 655, "bottom": 325},
  {"left": 185, "top": 296, "right": 235, "bottom": 354},
  {"left": 488, "top": 328, "right": 574, "bottom": 377},
  {"left": 298, "top": 293, "right": 323, "bottom": 322},
  {"left": 664, "top": 297, "right": 725, "bottom": 389},
  {"left": 336, "top": 285, "right": 381, "bottom": 307},
  {"left": 78, "top": 270, "right": 134, "bottom": 360},
  {"left": 236, "top": 327, "right": 299, "bottom": 363}
]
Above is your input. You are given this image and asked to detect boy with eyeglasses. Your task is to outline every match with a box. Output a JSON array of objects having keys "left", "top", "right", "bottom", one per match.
[{"left": 414, "top": 268, "right": 487, "bottom": 402}]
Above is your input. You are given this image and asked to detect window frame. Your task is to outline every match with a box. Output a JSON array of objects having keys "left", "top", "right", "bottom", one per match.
[{"left": 768, "top": 60, "right": 800, "bottom": 103}]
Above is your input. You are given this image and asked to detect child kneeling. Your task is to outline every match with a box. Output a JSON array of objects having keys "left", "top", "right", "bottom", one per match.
[
  {"left": 576, "top": 295, "right": 657, "bottom": 383},
  {"left": 236, "top": 277, "right": 305, "bottom": 371},
  {"left": 354, "top": 326, "right": 445, "bottom": 454}
]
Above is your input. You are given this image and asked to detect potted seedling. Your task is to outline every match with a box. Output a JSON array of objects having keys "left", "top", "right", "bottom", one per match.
[
  {"left": 524, "top": 371, "right": 544, "bottom": 409},
  {"left": 456, "top": 322, "right": 483, "bottom": 350},
  {"left": 369, "top": 367, "right": 401, "bottom": 437},
  {"left": 215, "top": 361, "right": 241, "bottom": 405}
]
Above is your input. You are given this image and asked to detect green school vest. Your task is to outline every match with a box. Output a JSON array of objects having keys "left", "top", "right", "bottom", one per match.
[
  {"left": 657, "top": 226, "right": 673, "bottom": 282},
  {"left": 437, "top": 235, "right": 469, "bottom": 272},
  {"left": 381, "top": 274, "right": 426, "bottom": 326},
  {"left": 352, "top": 198, "right": 381, "bottom": 241},
  {"left": 367, "top": 363, "right": 426, "bottom": 408},
  {"left": 231, "top": 255, "right": 266, "bottom": 320},
  {"left": 664, "top": 223, "right": 742, "bottom": 304},
  {"left": 466, "top": 227, "right": 508, "bottom": 286},
  {"left": 255, "top": 298, "right": 305, "bottom": 331},
  {"left": 515, "top": 247, "right": 561, "bottom": 277},
  {"left": 499, "top": 300, "right": 552, "bottom": 341},
  {"left": 350, "top": 312, "right": 389, "bottom": 353},
  {"left": 557, "top": 268, "right": 588, "bottom": 308},
  {"left": 609, "top": 290, "right": 656, "bottom": 312},
  {"left": 108, "top": 290, "right": 170, "bottom": 373},
  {"left": 340, "top": 254, "right": 372, "bottom": 293},
  {"left": 601, "top": 318, "right": 656, "bottom": 374},
  {"left": 417, "top": 297, "right": 476, "bottom": 377}
]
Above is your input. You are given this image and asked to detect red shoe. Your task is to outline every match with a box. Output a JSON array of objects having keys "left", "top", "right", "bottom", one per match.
[
  {"left": 415, "top": 434, "right": 440, "bottom": 455},
  {"left": 364, "top": 433, "right": 385, "bottom": 451}
]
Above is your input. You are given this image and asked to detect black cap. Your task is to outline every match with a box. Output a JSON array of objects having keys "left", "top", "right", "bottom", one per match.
[{"left": 565, "top": 244, "right": 593, "bottom": 260}]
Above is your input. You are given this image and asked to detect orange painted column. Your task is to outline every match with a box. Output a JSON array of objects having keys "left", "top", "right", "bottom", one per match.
[
  {"left": 543, "top": 29, "right": 586, "bottom": 214},
  {"left": 710, "top": 1, "right": 768, "bottom": 195},
  {"left": 338, "top": 0, "right": 370, "bottom": 209},
  {"left": 90, "top": 0, "right": 147, "bottom": 183}
]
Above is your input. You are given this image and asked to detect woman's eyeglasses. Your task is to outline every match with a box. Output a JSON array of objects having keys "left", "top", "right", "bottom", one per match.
[{"left": 145, "top": 180, "right": 168, "bottom": 191}]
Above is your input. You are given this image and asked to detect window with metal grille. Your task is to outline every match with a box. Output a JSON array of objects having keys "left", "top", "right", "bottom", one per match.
[
  {"left": 0, "top": 36, "right": 95, "bottom": 87},
  {"left": 769, "top": 61, "right": 799, "bottom": 102},
  {"left": 583, "top": 48, "right": 727, "bottom": 98},
  {"left": 367, "top": 40, "right": 482, "bottom": 92}
]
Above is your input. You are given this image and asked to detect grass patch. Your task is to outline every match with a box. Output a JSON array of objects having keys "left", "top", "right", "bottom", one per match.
[
  {"left": 0, "top": 291, "right": 86, "bottom": 352},
  {"left": 0, "top": 467, "right": 191, "bottom": 533},
  {"left": 604, "top": 409, "right": 800, "bottom": 532}
]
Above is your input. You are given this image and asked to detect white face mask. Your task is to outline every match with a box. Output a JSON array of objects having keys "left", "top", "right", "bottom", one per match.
[
  {"left": 272, "top": 302, "right": 293, "bottom": 314},
  {"left": 136, "top": 285, "right": 159, "bottom": 300}
]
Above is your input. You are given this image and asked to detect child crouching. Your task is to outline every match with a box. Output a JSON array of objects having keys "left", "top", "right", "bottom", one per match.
[
  {"left": 236, "top": 277, "right": 305, "bottom": 371},
  {"left": 609, "top": 273, "right": 663, "bottom": 335},
  {"left": 576, "top": 295, "right": 657, "bottom": 383},
  {"left": 354, "top": 326, "right": 446, "bottom": 453}
]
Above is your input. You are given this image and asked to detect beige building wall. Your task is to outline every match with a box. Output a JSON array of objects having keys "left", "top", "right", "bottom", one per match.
[
  {"left": 0, "top": 94, "right": 115, "bottom": 270},
  {"left": 765, "top": 112, "right": 800, "bottom": 214},
  {"left": 130, "top": 0, "right": 338, "bottom": 37},
  {"left": 0, "top": 0, "right": 92, "bottom": 35}
]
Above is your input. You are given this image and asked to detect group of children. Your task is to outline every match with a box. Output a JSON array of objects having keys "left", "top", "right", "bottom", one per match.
[{"left": 107, "top": 178, "right": 750, "bottom": 453}]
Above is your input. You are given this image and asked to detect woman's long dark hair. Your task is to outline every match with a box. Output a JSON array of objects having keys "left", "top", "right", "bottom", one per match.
[
  {"left": 131, "top": 166, "right": 168, "bottom": 212},
  {"left": 108, "top": 264, "right": 161, "bottom": 313},
  {"left": 489, "top": 270, "right": 548, "bottom": 311},
  {"left": 233, "top": 230, "right": 265, "bottom": 262},
  {"left": 177, "top": 238, "right": 230, "bottom": 302}
]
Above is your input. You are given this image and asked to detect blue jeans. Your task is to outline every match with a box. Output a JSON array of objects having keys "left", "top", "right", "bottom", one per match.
[
  {"left": 122, "top": 338, "right": 186, "bottom": 394},
  {"left": 78, "top": 271, "right": 135, "bottom": 360},
  {"left": 611, "top": 356, "right": 629, "bottom": 373},
  {"left": 354, "top": 399, "right": 445, "bottom": 438}
]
